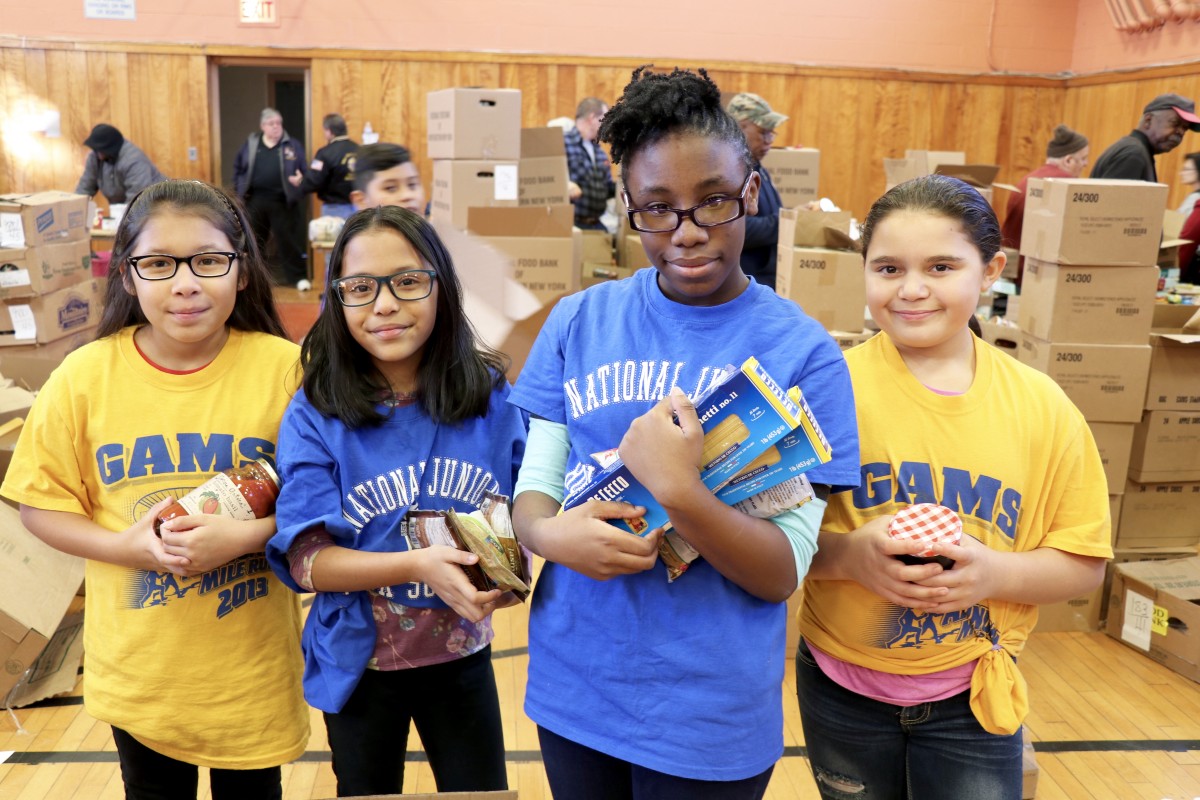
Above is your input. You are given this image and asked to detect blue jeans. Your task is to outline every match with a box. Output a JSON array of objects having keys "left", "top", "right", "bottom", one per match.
[
  {"left": 795, "top": 640, "right": 1022, "bottom": 800},
  {"left": 538, "top": 726, "right": 774, "bottom": 800},
  {"left": 321, "top": 201, "right": 356, "bottom": 219}
]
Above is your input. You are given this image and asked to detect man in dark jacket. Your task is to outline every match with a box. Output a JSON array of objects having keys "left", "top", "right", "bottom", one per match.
[
  {"left": 726, "top": 93, "right": 787, "bottom": 290},
  {"left": 565, "top": 98, "right": 615, "bottom": 231},
  {"left": 75, "top": 123, "right": 165, "bottom": 204},
  {"left": 290, "top": 113, "right": 358, "bottom": 219},
  {"left": 232, "top": 108, "right": 310, "bottom": 289},
  {"left": 1091, "top": 93, "right": 1200, "bottom": 182}
]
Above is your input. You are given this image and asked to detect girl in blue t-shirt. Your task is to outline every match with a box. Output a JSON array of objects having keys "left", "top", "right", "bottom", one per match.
[
  {"left": 265, "top": 206, "right": 526, "bottom": 797},
  {"left": 509, "top": 67, "right": 860, "bottom": 798}
]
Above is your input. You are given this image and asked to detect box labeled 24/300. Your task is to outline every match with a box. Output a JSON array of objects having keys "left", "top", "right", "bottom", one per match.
[
  {"left": 1019, "top": 178, "right": 1168, "bottom": 266},
  {"left": 562, "top": 357, "right": 804, "bottom": 535}
]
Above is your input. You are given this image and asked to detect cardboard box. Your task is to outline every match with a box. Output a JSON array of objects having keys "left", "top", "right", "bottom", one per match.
[
  {"left": 0, "top": 380, "right": 34, "bottom": 429},
  {"left": 0, "top": 334, "right": 91, "bottom": 390},
  {"left": 1105, "top": 556, "right": 1200, "bottom": 683},
  {"left": 978, "top": 317, "right": 1020, "bottom": 356},
  {"left": 0, "top": 239, "right": 93, "bottom": 301},
  {"left": 430, "top": 160, "right": 520, "bottom": 230},
  {"left": 1102, "top": 545, "right": 1199, "bottom": 621},
  {"left": 778, "top": 206, "right": 856, "bottom": 250},
  {"left": 1144, "top": 308, "right": 1200, "bottom": 411},
  {"left": 518, "top": 128, "right": 570, "bottom": 208},
  {"left": 1129, "top": 410, "right": 1200, "bottom": 482},
  {"left": 884, "top": 150, "right": 965, "bottom": 190},
  {"left": 1117, "top": 479, "right": 1200, "bottom": 548},
  {"left": 776, "top": 246, "right": 865, "bottom": 332},
  {"left": 468, "top": 205, "right": 578, "bottom": 307},
  {"left": 761, "top": 148, "right": 820, "bottom": 209},
  {"left": 0, "top": 279, "right": 103, "bottom": 346},
  {"left": 1109, "top": 492, "right": 1123, "bottom": 544},
  {"left": 1035, "top": 583, "right": 1104, "bottom": 632},
  {"left": 1088, "top": 421, "right": 1134, "bottom": 494},
  {"left": 580, "top": 263, "right": 634, "bottom": 290},
  {"left": 620, "top": 233, "right": 646, "bottom": 269},
  {"left": 426, "top": 88, "right": 521, "bottom": 161},
  {"left": 0, "top": 192, "right": 90, "bottom": 248},
  {"left": 1017, "top": 335, "right": 1151, "bottom": 423},
  {"left": 578, "top": 230, "right": 614, "bottom": 265},
  {"left": 829, "top": 329, "right": 875, "bottom": 350},
  {"left": 1018, "top": 260, "right": 1158, "bottom": 345},
  {"left": 1019, "top": 178, "right": 1168, "bottom": 266},
  {"left": 0, "top": 501, "right": 86, "bottom": 705}
]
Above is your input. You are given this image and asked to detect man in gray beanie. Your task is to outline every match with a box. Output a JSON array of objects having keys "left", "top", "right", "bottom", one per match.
[
  {"left": 74, "top": 123, "right": 166, "bottom": 204},
  {"left": 1091, "top": 93, "right": 1200, "bottom": 181},
  {"left": 1001, "top": 124, "right": 1089, "bottom": 260}
]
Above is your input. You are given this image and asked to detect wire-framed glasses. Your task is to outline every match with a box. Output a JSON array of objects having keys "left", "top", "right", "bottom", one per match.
[
  {"left": 127, "top": 252, "right": 239, "bottom": 280},
  {"left": 333, "top": 269, "right": 437, "bottom": 307},
  {"left": 624, "top": 172, "right": 755, "bottom": 233}
]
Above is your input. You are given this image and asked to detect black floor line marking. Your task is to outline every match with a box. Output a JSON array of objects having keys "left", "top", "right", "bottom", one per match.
[{"left": 5, "top": 741, "right": 1200, "bottom": 766}]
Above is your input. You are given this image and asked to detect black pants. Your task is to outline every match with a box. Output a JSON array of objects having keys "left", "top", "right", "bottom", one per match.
[
  {"left": 323, "top": 645, "right": 508, "bottom": 797},
  {"left": 244, "top": 192, "right": 307, "bottom": 285},
  {"left": 111, "top": 726, "right": 282, "bottom": 800},
  {"left": 538, "top": 726, "right": 774, "bottom": 800}
]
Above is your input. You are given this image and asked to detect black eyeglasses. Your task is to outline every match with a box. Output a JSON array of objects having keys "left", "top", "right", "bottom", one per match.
[
  {"left": 333, "top": 269, "right": 437, "bottom": 307},
  {"left": 127, "top": 252, "right": 239, "bottom": 281},
  {"left": 623, "top": 172, "right": 754, "bottom": 233}
]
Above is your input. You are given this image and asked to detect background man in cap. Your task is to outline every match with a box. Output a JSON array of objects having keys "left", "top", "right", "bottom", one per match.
[
  {"left": 1091, "top": 93, "right": 1200, "bottom": 181},
  {"left": 726, "top": 92, "right": 786, "bottom": 289},
  {"left": 1001, "top": 124, "right": 1089, "bottom": 274},
  {"left": 565, "top": 97, "right": 615, "bottom": 231},
  {"left": 74, "top": 123, "right": 165, "bottom": 204}
]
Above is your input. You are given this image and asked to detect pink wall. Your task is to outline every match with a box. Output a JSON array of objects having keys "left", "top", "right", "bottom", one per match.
[
  {"left": 1073, "top": 2, "right": 1200, "bottom": 74},
  {"left": 1, "top": 0, "right": 1078, "bottom": 75}
]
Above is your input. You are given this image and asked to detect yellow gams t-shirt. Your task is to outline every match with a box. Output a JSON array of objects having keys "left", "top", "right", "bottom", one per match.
[
  {"left": 799, "top": 333, "right": 1112, "bottom": 734},
  {"left": 0, "top": 327, "right": 309, "bottom": 769}
]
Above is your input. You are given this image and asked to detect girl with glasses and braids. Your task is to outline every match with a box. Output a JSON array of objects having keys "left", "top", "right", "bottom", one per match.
[
  {"left": 1, "top": 179, "right": 308, "bottom": 799},
  {"left": 265, "top": 205, "right": 525, "bottom": 797},
  {"left": 509, "top": 66, "right": 860, "bottom": 799}
]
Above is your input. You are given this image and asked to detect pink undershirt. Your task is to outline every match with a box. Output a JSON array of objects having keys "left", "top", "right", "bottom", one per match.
[{"left": 808, "top": 381, "right": 977, "bottom": 706}]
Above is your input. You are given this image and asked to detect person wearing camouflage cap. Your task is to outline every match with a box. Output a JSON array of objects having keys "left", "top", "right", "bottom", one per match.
[
  {"left": 1091, "top": 92, "right": 1200, "bottom": 182},
  {"left": 726, "top": 92, "right": 788, "bottom": 289}
]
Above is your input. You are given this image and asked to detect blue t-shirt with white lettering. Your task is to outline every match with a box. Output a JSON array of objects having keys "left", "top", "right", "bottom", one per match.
[
  {"left": 509, "top": 267, "right": 859, "bottom": 780},
  {"left": 267, "top": 382, "right": 526, "bottom": 711}
]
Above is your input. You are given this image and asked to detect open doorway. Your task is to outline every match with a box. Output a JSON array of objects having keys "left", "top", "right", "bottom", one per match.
[{"left": 211, "top": 61, "right": 309, "bottom": 191}]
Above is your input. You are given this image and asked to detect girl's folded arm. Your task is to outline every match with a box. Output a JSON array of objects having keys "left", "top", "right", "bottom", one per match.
[{"left": 20, "top": 502, "right": 190, "bottom": 574}]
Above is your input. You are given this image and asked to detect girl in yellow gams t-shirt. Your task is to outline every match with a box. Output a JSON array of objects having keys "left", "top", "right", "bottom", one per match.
[
  {"left": 1, "top": 180, "right": 308, "bottom": 799},
  {"left": 796, "top": 175, "right": 1112, "bottom": 800}
]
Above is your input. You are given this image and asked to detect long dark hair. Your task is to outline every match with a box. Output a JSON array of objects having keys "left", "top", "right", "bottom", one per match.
[
  {"left": 860, "top": 175, "right": 1002, "bottom": 264},
  {"left": 97, "top": 179, "right": 286, "bottom": 339},
  {"left": 301, "top": 206, "right": 507, "bottom": 428},
  {"left": 599, "top": 65, "right": 753, "bottom": 177}
]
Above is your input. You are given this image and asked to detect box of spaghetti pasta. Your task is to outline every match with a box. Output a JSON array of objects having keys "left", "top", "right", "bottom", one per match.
[
  {"left": 561, "top": 357, "right": 805, "bottom": 535},
  {"left": 714, "top": 385, "right": 832, "bottom": 505}
]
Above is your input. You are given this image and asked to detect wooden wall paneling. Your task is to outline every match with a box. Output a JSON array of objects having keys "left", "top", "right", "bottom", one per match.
[
  {"left": 20, "top": 48, "right": 51, "bottom": 194},
  {"left": 1, "top": 47, "right": 28, "bottom": 193}
]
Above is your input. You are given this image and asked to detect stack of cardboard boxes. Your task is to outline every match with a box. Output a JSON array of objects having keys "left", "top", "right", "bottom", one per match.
[
  {"left": 427, "top": 88, "right": 580, "bottom": 306},
  {"left": 775, "top": 207, "right": 865, "bottom": 336},
  {"left": 0, "top": 191, "right": 103, "bottom": 349},
  {"left": 1015, "top": 177, "right": 1169, "bottom": 630}
]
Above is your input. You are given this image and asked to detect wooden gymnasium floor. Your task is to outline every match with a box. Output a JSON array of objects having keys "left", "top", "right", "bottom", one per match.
[
  {"left": 3, "top": 564, "right": 1200, "bottom": 800},
  {"left": 3, "top": 290, "right": 1198, "bottom": 799}
]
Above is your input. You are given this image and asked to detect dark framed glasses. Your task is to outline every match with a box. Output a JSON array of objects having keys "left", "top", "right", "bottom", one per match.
[
  {"left": 333, "top": 269, "right": 437, "bottom": 307},
  {"left": 623, "top": 172, "right": 755, "bottom": 233},
  {"left": 127, "top": 252, "right": 239, "bottom": 280}
]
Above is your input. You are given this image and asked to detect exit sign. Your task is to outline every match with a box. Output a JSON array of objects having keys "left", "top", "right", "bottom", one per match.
[{"left": 238, "top": 0, "right": 279, "bottom": 25}]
